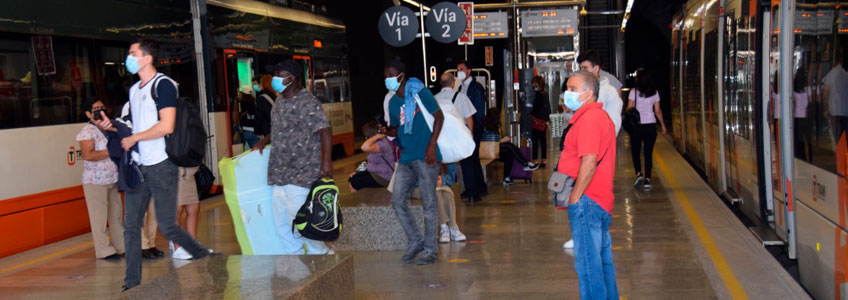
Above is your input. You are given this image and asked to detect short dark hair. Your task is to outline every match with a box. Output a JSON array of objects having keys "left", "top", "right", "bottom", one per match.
[
  {"left": 83, "top": 98, "right": 102, "bottom": 111},
  {"left": 576, "top": 49, "right": 601, "bottom": 68},
  {"left": 385, "top": 59, "right": 406, "bottom": 74},
  {"left": 457, "top": 60, "right": 472, "bottom": 69},
  {"left": 131, "top": 39, "right": 159, "bottom": 63},
  {"left": 362, "top": 120, "right": 380, "bottom": 138}
]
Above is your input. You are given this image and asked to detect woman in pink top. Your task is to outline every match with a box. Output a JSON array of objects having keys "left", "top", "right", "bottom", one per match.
[{"left": 626, "top": 69, "right": 667, "bottom": 190}]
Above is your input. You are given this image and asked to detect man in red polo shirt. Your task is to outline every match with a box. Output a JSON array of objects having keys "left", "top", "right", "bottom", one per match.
[{"left": 559, "top": 70, "right": 618, "bottom": 299}]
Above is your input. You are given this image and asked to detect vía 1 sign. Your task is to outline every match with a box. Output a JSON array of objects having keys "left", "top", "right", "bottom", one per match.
[{"left": 378, "top": 6, "right": 419, "bottom": 47}]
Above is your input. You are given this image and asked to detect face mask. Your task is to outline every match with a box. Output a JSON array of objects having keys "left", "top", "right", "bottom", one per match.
[
  {"left": 125, "top": 55, "right": 141, "bottom": 75},
  {"left": 563, "top": 91, "right": 585, "bottom": 111},
  {"left": 385, "top": 75, "right": 401, "bottom": 92},
  {"left": 253, "top": 84, "right": 261, "bottom": 92},
  {"left": 456, "top": 71, "right": 467, "bottom": 81},
  {"left": 271, "top": 76, "right": 288, "bottom": 93}
]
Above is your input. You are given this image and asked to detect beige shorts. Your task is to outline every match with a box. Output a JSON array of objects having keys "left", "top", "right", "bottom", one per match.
[{"left": 178, "top": 166, "right": 200, "bottom": 206}]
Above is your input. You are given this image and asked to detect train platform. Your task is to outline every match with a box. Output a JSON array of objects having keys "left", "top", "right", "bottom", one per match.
[{"left": 0, "top": 136, "right": 810, "bottom": 299}]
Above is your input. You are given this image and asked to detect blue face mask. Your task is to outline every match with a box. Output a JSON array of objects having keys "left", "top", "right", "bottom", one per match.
[
  {"left": 384, "top": 75, "right": 402, "bottom": 92},
  {"left": 271, "top": 76, "right": 289, "bottom": 93},
  {"left": 253, "top": 84, "right": 261, "bottom": 92},
  {"left": 563, "top": 91, "right": 585, "bottom": 111},
  {"left": 125, "top": 55, "right": 140, "bottom": 75}
]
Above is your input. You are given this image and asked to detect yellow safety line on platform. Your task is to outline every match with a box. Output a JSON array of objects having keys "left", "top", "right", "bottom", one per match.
[
  {"left": 655, "top": 154, "right": 750, "bottom": 300},
  {"left": 0, "top": 241, "right": 94, "bottom": 275}
]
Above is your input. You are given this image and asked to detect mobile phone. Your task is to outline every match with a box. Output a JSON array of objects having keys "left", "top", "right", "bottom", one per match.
[{"left": 92, "top": 109, "right": 104, "bottom": 121}]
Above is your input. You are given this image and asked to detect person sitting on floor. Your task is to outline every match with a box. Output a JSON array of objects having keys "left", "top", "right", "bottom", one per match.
[
  {"left": 482, "top": 107, "right": 539, "bottom": 186},
  {"left": 349, "top": 121, "right": 396, "bottom": 192}
]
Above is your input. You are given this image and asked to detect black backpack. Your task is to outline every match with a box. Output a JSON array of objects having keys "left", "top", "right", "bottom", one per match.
[
  {"left": 150, "top": 75, "right": 207, "bottom": 167},
  {"left": 293, "top": 178, "right": 343, "bottom": 241}
]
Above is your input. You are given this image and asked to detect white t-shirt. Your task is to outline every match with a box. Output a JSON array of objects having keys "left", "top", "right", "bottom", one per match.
[
  {"left": 598, "top": 77, "right": 623, "bottom": 135},
  {"left": 600, "top": 70, "right": 622, "bottom": 91},
  {"left": 794, "top": 87, "right": 810, "bottom": 118},
  {"left": 824, "top": 66, "right": 848, "bottom": 116},
  {"left": 629, "top": 90, "right": 660, "bottom": 124},
  {"left": 129, "top": 73, "right": 178, "bottom": 166},
  {"left": 434, "top": 87, "right": 476, "bottom": 125}
]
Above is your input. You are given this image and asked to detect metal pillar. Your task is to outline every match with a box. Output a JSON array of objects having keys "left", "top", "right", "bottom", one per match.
[
  {"left": 418, "top": 6, "right": 428, "bottom": 84},
  {"left": 778, "top": 0, "right": 797, "bottom": 259},
  {"left": 190, "top": 0, "right": 217, "bottom": 178},
  {"left": 717, "top": 1, "right": 728, "bottom": 194}
]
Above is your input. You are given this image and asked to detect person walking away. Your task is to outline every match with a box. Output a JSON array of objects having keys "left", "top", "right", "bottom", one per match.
[
  {"left": 577, "top": 50, "right": 622, "bottom": 135},
  {"left": 78, "top": 99, "right": 124, "bottom": 260},
  {"left": 456, "top": 60, "right": 487, "bottom": 202},
  {"left": 560, "top": 71, "right": 618, "bottom": 299},
  {"left": 627, "top": 69, "right": 666, "bottom": 190},
  {"left": 238, "top": 86, "right": 258, "bottom": 148},
  {"left": 530, "top": 76, "right": 551, "bottom": 165},
  {"left": 94, "top": 39, "right": 211, "bottom": 291},
  {"left": 381, "top": 59, "right": 444, "bottom": 265},
  {"left": 251, "top": 60, "right": 335, "bottom": 255},
  {"left": 349, "top": 121, "right": 396, "bottom": 192},
  {"left": 254, "top": 75, "right": 276, "bottom": 141}
]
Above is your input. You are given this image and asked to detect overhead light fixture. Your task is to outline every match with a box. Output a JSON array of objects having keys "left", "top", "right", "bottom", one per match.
[
  {"left": 402, "top": 0, "right": 430, "bottom": 11},
  {"left": 620, "top": 0, "right": 635, "bottom": 32}
]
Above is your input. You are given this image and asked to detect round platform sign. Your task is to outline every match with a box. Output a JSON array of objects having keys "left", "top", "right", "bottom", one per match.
[
  {"left": 425, "top": 2, "right": 467, "bottom": 43},
  {"left": 378, "top": 6, "right": 419, "bottom": 47}
]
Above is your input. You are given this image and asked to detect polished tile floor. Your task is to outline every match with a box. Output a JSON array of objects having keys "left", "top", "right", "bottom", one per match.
[{"left": 0, "top": 136, "right": 810, "bottom": 299}]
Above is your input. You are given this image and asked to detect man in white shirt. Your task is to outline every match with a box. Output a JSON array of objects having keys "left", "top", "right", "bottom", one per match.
[
  {"left": 578, "top": 50, "right": 622, "bottom": 135},
  {"left": 600, "top": 69, "right": 622, "bottom": 91},
  {"left": 823, "top": 52, "right": 848, "bottom": 142},
  {"left": 95, "top": 39, "right": 211, "bottom": 291},
  {"left": 434, "top": 73, "right": 476, "bottom": 129}
]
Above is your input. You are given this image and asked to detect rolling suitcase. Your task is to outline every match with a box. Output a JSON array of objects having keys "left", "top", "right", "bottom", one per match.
[{"left": 509, "top": 146, "right": 533, "bottom": 183}]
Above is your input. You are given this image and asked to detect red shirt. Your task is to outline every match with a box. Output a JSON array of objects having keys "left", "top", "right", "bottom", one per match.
[{"left": 557, "top": 102, "right": 617, "bottom": 214}]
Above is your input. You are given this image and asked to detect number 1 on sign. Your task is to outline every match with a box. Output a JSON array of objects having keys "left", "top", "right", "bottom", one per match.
[
  {"left": 442, "top": 25, "right": 450, "bottom": 37},
  {"left": 396, "top": 28, "right": 401, "bottom": 40}
]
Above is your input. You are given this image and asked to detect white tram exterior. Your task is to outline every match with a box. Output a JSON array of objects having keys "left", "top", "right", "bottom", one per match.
[{"left": 671, "top": 0, "right": 848, "bottom": 299}]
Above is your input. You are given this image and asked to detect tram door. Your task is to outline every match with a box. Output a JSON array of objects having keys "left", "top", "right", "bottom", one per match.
[
  {"left": 722, "top": 14, "right": 742, "bottom": 201},
  {"left": 219, "top": 49, "right": 258, "bottom": 156}
]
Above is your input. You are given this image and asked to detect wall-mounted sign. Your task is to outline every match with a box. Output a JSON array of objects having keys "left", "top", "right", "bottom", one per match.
[
  {"left": 520, "top": 9, "right": 578, "bottom": 37},
  {"left": 474, "top": 12, "right": 508, "bottom": 39},
  {"left": 457, "top": 2, "right": 474, "bottom": 45},
  {"left": 32, "top": 36, "right": 56, "bottom": 75},
  {"left": 378, "top": 6, "right": 419, "bottom": 47},
  {"left": 425, "top": 2, "right": 467, "bottom": 43}
]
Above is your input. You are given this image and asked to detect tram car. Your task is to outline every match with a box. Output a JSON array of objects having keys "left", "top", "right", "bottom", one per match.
[
  {"left": 670, "top": 0, "right": 848, "bottom": 298},
  {"left": 0, "top": 0, "right": 353, "bottom": 259}
]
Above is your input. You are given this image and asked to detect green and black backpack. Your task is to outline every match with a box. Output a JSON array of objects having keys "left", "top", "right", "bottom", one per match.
[{"left": 294, "top": 178, "right": 343, "bottom": 241}]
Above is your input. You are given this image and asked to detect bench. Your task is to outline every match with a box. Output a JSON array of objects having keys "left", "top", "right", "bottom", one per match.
[{"left": 121, "top": 254, "right": 353, "bottom": 300}]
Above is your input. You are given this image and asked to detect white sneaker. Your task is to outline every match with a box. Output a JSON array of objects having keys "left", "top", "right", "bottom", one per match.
[
  {"left": 169, "top": 241, "right": 175, "bottom": 253},
  {"left": 634, "top": 175, "right": 644, "bottom": 187},
  {"left": 172, "top": 247, "right": 193, "bottom": 260},
  {"left": 450, "top": 226, "right": 467, "bottom": 242},
  {"left": 439, "top": 225, "right": 450, "bottom": 243},
  {"left": 563, "top": 239, "right": 574, "bottom": 249}
]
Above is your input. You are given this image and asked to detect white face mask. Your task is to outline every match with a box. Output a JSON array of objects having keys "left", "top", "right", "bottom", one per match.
[{"left": 456, "top": 71, "right": 467, "bottom": 81}]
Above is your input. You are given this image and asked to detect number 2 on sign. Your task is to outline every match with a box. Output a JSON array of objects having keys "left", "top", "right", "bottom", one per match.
[{"left": 442, "top": 25, "right": 450, "bottom": 37}]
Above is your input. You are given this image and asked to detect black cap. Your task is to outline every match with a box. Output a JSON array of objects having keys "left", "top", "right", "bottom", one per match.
[{"left": 266, "top": 60, "right": 302, "bottom": 79}]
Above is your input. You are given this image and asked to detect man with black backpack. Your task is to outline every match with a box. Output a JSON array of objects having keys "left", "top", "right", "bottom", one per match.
[{"left": 95, "top": 39, "right": 211, "bottom": 291}]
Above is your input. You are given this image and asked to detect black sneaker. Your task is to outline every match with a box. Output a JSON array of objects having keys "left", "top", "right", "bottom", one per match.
[
  {"left": 643, "top": 179, "right": 652, "bottom": 191},
  {"left": 141, "top": 249, "right": 157, "bottom": 259},
  {"left": 523, "top": 163, "right": 540, "bottom": 171},
  {"left": 415, "top": 250, "right": 438, "bottom": 265},
  {"left": 102, "top": 253, "right": 121, "bottom": 260},
  {"left": 401, "top": 246, "right": 424, "bottom": 263},
  {"left": 502, "top": 177, "right": 514, "bottom": 186},
  {"left": 149, "top": 247, "right": 164, "bottom": 257}
]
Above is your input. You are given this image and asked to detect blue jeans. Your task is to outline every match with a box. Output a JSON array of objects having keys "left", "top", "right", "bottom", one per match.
[
  {"left": 391, "top": 160, "right": 439, "bottom": 253},
  {"left": 124, "top": 159, "right": 209, "bottom": 288},
  {"left": 568, "top": 195, "right": 618, "bottom": 300},
  {"left": 243, "top": 130, "right": 258, "bottom": 148}
]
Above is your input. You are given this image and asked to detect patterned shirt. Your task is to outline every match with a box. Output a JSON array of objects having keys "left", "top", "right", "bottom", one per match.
[
  {"left": 76, "top": 123, "right": 119, "bottom": 185},
  {"left": 268, "top": 88, "right": 330, "bottom": 188}
]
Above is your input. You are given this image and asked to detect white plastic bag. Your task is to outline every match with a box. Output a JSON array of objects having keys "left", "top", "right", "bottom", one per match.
[{"left": 414, "top": 94, "right": 475, "bottom": 163}]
